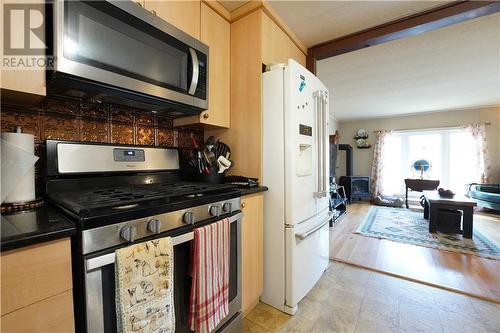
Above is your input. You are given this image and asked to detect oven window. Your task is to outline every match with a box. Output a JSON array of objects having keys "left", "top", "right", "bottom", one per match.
[
  {"left": 174, "top": 241, "right": 193, "bottom": 333},
  {"left": 229, "top": 220, "right": 238, "bottom": 301},
  {"left": 100, "top": 265, "right": 117, "bottom": 332},
  {"left": 64, "top": 1, "right": 189, "bottom": 93}
]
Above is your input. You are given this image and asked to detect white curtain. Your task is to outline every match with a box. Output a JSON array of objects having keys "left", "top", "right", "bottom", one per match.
[
  {"left": 370, "top": 130, "right": 392, "bottom": 196},
  {"left": 463, "top": 123, "right": 491, "bottom": 184}
]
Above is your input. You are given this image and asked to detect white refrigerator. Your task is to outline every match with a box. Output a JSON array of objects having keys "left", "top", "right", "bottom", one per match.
[{"left": 262, "top": 59, "right": 331, "bottom": 315}]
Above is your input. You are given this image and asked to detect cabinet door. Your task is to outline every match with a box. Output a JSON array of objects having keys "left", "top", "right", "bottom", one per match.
[
  {"left": 199, "top": 3, "right": 230, "bottom": 127},
  {"left": 174, "top": 3, "right": 230, "bottom": 128},
  {"left": 0, "top": 0, "right": 46, "bottom": 101},
  {"left": 1, "top": 290, "right": 74, "bottom": 333},
  {"left": 261, "top": 13, "right": 289, "bottom": 66},
  {"left": 1, "top": 238, "right": 73, "bottom": 315},
  {"left": 288, "top": 40, "right": 306, "bottom": 67},
  {"left": 144, "top": 0, "right": 200, "bottom": 39},
  {"left": 241, "top": 193, "right": 264, "bottom": 314}
]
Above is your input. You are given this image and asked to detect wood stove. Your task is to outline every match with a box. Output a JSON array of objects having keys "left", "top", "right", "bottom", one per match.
[
  {"left": 337, "top": 144, "right": 370, "bottom": 202},
  {"left": 339, "top": 176, "right": 371, "bottom": 202}
]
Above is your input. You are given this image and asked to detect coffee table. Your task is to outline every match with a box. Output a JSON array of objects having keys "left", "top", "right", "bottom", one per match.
[{"left": 422, "top": 191, "right": 477, "bottom": 238}]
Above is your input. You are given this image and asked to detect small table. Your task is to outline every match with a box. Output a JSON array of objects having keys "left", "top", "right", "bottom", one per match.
[
  {"left": 422, "top": 191, "right": 477, "bottom": 238},
  {"left": 404, "top": 179, "right": 440, "bottom": 208}
]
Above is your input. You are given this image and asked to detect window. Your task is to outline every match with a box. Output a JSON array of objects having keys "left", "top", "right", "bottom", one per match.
[{"left": 382, "top": 128, "right": 480, "bottom": 196}]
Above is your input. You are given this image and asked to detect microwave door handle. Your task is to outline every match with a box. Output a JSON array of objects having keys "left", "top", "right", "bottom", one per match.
[{"left": 188, "top": 48, "right": 199, "bottom": 95}]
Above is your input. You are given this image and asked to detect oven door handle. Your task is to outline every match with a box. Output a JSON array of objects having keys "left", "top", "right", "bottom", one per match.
[{"left": 85, "top": 212, "right": 243, "bottom": 272}]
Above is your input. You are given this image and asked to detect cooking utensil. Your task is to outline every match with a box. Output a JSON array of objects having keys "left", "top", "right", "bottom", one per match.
[
  {"left": 197, "top": 151, "right": 203, "bottom": 173},
  {"left": 217, "top": 156, "right": 231, "bottom": 174},
  {"left": 203, "top": 147, "right": 217, "bottom": 167},
  {"left": 205, "top": 136, "right": 217, "bottom": 150},
  {"left": 202, "top": 149, "right": 210, "bottom": 165},
  {"left": 191, "top": 134, "right": 200, "bottom": 149},
  {"left": 215, "top": 142, "right": 230, "bottom": 160}
]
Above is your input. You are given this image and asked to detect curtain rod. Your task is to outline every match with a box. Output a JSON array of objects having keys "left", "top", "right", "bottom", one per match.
[{"left": 372, "top": 122, "right": 491, "bottom": 133}]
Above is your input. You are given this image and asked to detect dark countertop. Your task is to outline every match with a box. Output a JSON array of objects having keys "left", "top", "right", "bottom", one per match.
[
  {"left": 0, "top": 186, "right": 265, "bottom": 251},
  {"left": 1, "top": 204, "right": 76, "bottom": 252},
  {"left": 239, "top": 186, "right": 268, "bottom": 196}
]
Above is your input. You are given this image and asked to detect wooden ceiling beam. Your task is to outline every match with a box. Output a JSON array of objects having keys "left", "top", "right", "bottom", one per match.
[{"left": 306, "top": 1, "right": 500, "bottom": 73}]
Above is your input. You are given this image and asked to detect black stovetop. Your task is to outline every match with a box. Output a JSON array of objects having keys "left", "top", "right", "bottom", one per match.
[
  {"left": 50, "top": 182, "right": 234, "bottom": 217},
  {"left": 46, "top": 173, "right": 240, "bottom": 229}
]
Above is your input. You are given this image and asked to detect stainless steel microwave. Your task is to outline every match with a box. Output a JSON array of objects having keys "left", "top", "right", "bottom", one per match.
[{"left": 49, "top": 0, "right": 208, "bottom": 115}]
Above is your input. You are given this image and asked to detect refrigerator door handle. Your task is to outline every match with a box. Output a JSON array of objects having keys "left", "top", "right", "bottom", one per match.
[
  {"left": 295, "top": 212, "right": 333, "bottom": 240},
  {"left": 322, "top": 92, "right": 329, "bottom": 193},
  {"left": 314, "top": 90, "right": 327, "bottom": 198}
]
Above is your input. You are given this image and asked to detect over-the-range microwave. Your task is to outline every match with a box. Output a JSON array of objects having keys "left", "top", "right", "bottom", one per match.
[{"left": 49, "top": 0, "right": 208, "bottom": 115}]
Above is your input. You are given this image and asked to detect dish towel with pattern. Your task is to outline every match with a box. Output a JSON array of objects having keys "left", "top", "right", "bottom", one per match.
[
  {"left": 115, "top": 237, "right": 175, "bottom": 333},
  {"left": 189, "top": 218, "right": 230, "bottom": 333}
]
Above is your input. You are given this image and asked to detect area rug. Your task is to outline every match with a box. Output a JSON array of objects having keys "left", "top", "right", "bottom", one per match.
[{"left": 355, "top": 206, "right": 500, "bottom": 260}]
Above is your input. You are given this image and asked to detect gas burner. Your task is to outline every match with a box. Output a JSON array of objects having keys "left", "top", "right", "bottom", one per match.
[{"left": 186, "top": 193, "right": 204, "bottom": 198}]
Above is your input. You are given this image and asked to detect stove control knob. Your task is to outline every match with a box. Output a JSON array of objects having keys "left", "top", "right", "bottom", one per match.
[
  {"left": 183, "top": 212, "right": 195, "bottom": 224},
  {"left": 223, "top": 202, "right": 232, "bottom": 213},
  {"left": 120, "top": 226, "right": 136, "bottom": 242},
  {"left": 209, "top": 205, "right": 220, "bottom": 217},
  {"left": 147, "top": 219, "right": 161, "bottom": 234}
]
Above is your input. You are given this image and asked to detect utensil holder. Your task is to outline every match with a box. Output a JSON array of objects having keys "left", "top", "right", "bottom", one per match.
[{"left": 199, "top": 167, "right": 225, "bottom": 184}]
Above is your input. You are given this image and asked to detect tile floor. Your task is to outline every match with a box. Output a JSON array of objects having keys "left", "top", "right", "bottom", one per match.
[{"left": 243, "top": 261, "right": 500, "bottom": 333}]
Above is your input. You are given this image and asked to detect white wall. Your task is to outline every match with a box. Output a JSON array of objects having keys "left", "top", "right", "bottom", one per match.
[
  {"left": 335, "top": 105, "right": 500, "bottom": 183},
  {"left": 329, "top": 112, "right": 338, "bottom": 134}
]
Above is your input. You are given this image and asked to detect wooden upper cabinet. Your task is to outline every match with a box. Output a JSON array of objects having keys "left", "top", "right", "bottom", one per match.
[
  {"left": 144, "top": 0, "right": 201, "bottom": 39},
  {"left": 199, "top": 2, "right": 230, "bottom": 127},
  {"left": 0, "top": 0, "right": 46, "bottom": 102},
  {"left": 174, "top": 3, "right": 230, "bottom": 128},
  {"left": 261, "top": 13, "right": 289, "bottom": 66},
  {"left": 289, "top": 39, "right": 306, "bottom": 67},
  {"left": 261, "top": 13, "right": 307, "bottom": 68},
  {"left": 1, "top": 68, "right": 46, "bottom": 100}
]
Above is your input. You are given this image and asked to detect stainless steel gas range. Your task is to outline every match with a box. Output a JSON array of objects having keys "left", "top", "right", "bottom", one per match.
[{"left": 45, "top": 140, "right": 242, "bottom": 333}]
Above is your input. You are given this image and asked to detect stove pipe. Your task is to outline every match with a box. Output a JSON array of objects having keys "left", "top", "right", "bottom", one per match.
[{"left": 338, "top": 144, "right": 353, "bottom": 176}]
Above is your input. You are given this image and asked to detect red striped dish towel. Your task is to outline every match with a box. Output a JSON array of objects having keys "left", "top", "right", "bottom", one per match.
[{"left": 189, "top": 218, "right": 230, "bottom": 333}]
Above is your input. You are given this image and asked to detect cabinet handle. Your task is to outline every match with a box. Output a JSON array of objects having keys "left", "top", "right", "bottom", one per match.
[
  {"left": 135, "top": 1, "right": 142, "bottom": 7},
  {"left": 241, "top": 202, "right": 246, "bottom": 208},
  {"left": 203, "top": 113, "right": 209, "bottom": 119},
  {"left": 151, "top": 10, "right": 157, "bottom": 15}
]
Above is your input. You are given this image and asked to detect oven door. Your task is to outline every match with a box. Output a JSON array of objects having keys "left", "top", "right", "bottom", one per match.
[
  {"left": 83, "top": 212, "right": 242, "bottom": 333},
  {"left": 53, "top": 0, "right": 208, "bottom": 110}
]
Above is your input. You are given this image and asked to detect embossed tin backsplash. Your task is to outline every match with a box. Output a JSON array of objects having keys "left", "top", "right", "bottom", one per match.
[{"left": 1, "top": 96, "right": 203, "bottom": 195}]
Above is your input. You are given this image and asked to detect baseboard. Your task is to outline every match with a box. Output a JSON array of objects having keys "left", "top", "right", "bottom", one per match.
[{"left": 242, "top": 298, "right": 260, "bottom": 317}]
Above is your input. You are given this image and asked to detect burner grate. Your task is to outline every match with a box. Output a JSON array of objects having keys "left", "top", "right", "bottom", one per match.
[{"left": 48, "top": 181, "right": 237, "bottom": 217}]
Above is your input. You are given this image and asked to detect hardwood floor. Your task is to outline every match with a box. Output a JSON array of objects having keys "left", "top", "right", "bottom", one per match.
[{"left": 330, "top": 202, "right": 500, "bottom": 303}]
